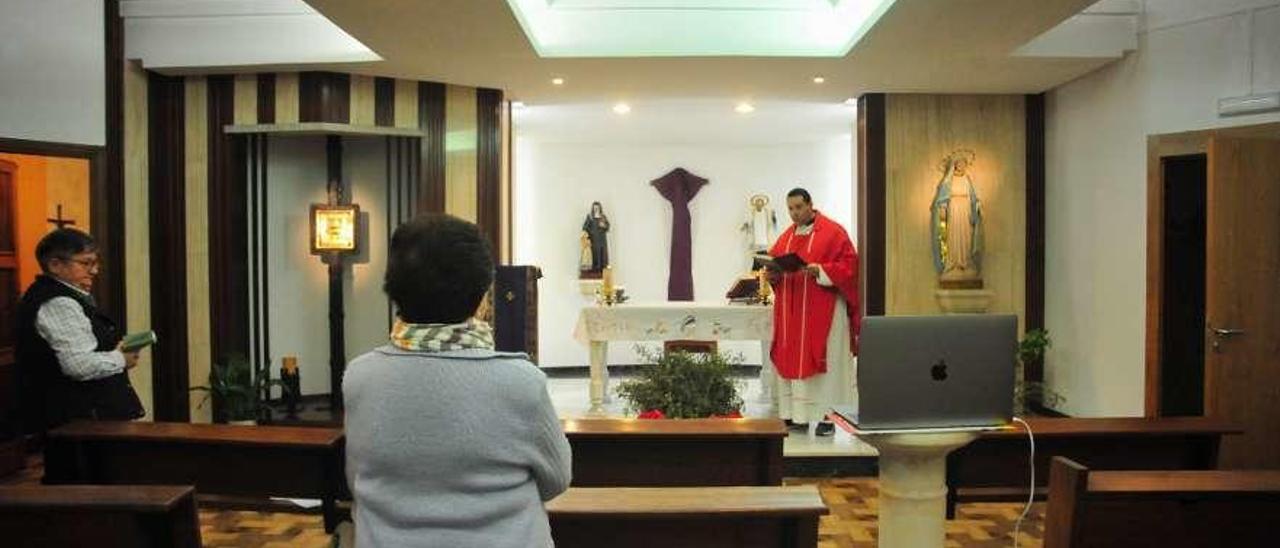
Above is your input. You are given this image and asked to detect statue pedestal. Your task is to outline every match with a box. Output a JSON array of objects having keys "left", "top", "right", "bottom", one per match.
[{"left": 935, "top": 289, "right": 994, "bottom": 314}]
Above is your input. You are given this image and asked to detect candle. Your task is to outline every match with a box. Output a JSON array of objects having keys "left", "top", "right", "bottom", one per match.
[
  {"left": 602, "top": 266, "right": 614, "bottom": 294},
  {"left": 756, "top": 268, "right": 772, "bottom": 302}
]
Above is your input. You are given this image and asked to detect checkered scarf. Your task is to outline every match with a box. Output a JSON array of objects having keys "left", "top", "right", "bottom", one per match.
[{"left": 390, "top": 317, "right": 495, "bottom": 353}]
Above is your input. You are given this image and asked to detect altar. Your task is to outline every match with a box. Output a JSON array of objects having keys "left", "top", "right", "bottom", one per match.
[{"left": 574, "top": 302, "right": 774, "bottom": 415}]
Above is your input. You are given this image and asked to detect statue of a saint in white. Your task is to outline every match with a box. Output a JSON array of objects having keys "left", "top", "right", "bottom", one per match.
[
  {"left": 930, "top": 149, "right": 984, "bottom": 287},
  {"left": 741, "top": 193, "right": 778, "bottom": 253}
]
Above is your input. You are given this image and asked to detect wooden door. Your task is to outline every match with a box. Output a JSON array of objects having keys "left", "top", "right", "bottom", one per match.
[
  {"left": 0, "top": 159, "right": 20, "bottom": 473},
  {"left": 1205, "top": 136, "right": 1280, "bottom": 468},
  {"left": 0, "top": 159, "right": 16, "bottom": 367}
]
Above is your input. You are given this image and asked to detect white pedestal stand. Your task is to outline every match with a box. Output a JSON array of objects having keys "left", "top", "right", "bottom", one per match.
[{"left": 854, "top": 431, "right": 979, "bottom": 548}]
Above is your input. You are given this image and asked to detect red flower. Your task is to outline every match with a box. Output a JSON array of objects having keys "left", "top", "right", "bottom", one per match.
[
  {"left": 637, "top": 409, "right": 666, "bottom": 419},
  {"left": 710, "top": 410, "right": 743, "bottom": 419}
]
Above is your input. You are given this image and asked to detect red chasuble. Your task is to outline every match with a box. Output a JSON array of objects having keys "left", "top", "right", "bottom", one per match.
[{"left": 769, "top": 212, "right": 861, "bottom": 380}]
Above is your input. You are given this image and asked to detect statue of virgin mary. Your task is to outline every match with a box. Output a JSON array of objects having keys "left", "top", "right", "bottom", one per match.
[{"left": 930, "top": 149, "right": 984, "bottom": 286}]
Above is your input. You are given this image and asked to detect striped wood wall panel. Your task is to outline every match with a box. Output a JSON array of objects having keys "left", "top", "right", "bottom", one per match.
[
  {"left": 349, "top": 75, "right": 376, "bottom": 127},
  {"left": 444, "top": 85, "right": 478, "bottom": 221},
  {"left": 183, "top": 76, "right": 212, "bottom": 423},
  {"left": 136, "top": 70, "right": 507, "bottom": 413},
  {"left": 275, "top": 73, "right": 299, "bottom": 124},
  {"left": 394, "top": 79, "right": 418, "bottom": 129},
  {"left": 123, "top": 60, "right": 153, "bottom": 419},
  {"left": 418, "top": 82, "right": 446, "bottom": 213},
  {"left": 233, "top": 75, "right": 256, "bottom": 125}
]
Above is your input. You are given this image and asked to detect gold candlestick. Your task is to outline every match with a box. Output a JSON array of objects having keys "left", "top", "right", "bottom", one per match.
[
  {"left": 601, "top": 266, "right": 616, "bottom": 305},
  {"left": 756, "top": 267, "right": 772, "bottom": 305}
]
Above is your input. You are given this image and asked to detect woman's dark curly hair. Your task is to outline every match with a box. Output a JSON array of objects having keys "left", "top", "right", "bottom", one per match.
[{"left": 384, "top": 214, "right": 493, "bottom": 324}]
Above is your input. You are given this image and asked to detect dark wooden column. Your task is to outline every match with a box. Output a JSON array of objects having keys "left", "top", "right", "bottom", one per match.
[
  {"left": 856, "top": 93, "right": 886, "bottom": 318},
  {"left": 100, "top": 0, "right": 125, "bottom": 329},
  {"left": 476, "top": 88, "right": 503, "bottom": 259},
  {"left": 418, "top": 82, "right": 446, "bottom": 214},
  {"left": 1025, "top": 93, "right": 1046, "bottom": 333},
  {"left": 206, "top": 76, "right": 249, "bottom": 375},
  {"left": 147, "top": 72, "right": 189, "bottom": 422}
]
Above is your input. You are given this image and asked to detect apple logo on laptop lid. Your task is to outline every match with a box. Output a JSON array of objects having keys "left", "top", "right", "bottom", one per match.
[{"left": 930, "top": 359, "right": 949, "bottom": 382}]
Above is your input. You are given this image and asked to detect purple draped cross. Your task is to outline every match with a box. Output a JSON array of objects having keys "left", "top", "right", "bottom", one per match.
[{"left": 651, "top": 167, "right": 708, "bottom": 301}]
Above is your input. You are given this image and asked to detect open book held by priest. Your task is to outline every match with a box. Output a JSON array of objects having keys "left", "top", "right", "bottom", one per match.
[{"left": 756, "top": 252, "right": 807, "bottom": 273}]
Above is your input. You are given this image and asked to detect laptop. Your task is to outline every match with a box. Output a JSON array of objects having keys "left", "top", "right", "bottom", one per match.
[{"left": 831, "top": 314, "right": 1016, "bottom": 432}]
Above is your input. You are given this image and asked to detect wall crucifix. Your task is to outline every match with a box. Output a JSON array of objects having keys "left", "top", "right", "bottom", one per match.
[{"left": 47, "top": 204, "right": 75, "bottom": 228}]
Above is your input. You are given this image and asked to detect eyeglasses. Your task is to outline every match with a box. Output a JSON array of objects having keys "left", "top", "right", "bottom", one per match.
[{"left": 61, "top": 257, "right": 100, "bottom": 270}]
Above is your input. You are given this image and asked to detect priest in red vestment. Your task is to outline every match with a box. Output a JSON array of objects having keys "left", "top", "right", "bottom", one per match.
[{"left": 768, "top": 188, "right": 860, "bottom": 436}]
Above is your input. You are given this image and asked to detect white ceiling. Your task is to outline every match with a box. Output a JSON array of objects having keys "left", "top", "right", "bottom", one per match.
[
  {"left": 302, "top": 0, "right": 1111, "bottom": 103},
  {"left": 515, "top": 99, "right": 856, "bottom": 144}
]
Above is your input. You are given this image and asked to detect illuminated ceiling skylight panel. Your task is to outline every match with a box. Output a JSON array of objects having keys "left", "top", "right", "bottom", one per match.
[
  {"left": 546, "top": 0, "right": 840, "bottom": 10},
  {"left": 506, "top": 0, "right": 896, "bottom": 57}
]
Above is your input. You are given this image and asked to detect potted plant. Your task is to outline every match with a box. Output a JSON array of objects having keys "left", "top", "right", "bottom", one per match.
[
  {"left": 1015, "top": 329, "right": 1063, "bottom": 414},
  {"left": 191, "top": 355, "right": 292, "bottom": 424},
  {"left": 617, "top": 348, "right": 744, "bottom": 419}
]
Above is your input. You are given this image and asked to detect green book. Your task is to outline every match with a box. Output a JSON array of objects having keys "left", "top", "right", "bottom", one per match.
[{"left": 120, "top": 330, "right": 157, "bottom": 353}]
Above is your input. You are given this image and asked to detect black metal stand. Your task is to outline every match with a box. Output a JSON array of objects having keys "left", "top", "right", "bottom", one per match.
[
  {"left": 281, "top": 367, "right": 301, "bottom": 419},
  {"left": 326, "top": 257, "right": 345, "bottom": 412},
  {"left": 325, "top": 135, "right": 347, "bottom": 413}
]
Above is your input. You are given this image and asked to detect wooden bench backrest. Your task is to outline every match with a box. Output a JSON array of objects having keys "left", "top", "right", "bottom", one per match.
[
  {"left": 953, "top": 416, "right": 1241, "bottom": 491},
  {"left": 983, "top": 417, "right": 1241, "bottom": 439},
  {"left": 562, "top": 418, "right": 786, "bottom": 487},
  {"left": 1044, "top": 456, "right": 1280, "bottom": 548},
  {"left": 548, "top": 485, "right": 827, "bottom": 548},
  {"left": 0, "top": 485, "right": 201, "bottom": 547},
  {"left": 49, "top": 420, "right": 343, "bottom": 448},
  {"left": 44, "top": 420, "right": 350, "bottom": 533},
  {"left": 546, "top": 485, "right": 826, "bottom": 517}
]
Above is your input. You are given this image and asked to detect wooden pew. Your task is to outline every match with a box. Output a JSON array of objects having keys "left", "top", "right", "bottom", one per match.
[
  {"left": 563, "top": 418, "right": 785, "bottom": 487},
  {"left": 0, "top": 484, "right": 201, "bottom": 547},
  {"left": 43, "top": 421, "right": 347, "bottom": 532},
  {"left": 945, "top": 416, "right": 1240, "bottom": 518},
  {"left": 547, "top": 485, "right": 827, "bottom": 548},
  {"left": 1044, "top": 457, "right": 1280, "bottom": 548}
]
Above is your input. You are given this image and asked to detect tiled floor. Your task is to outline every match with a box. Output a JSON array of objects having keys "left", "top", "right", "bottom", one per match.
[
  {"left": 192, "top": 478, "right": 1045, "bottom": 548},
  {"left": 8, "top": 455, "right": 1044, "bottom": 548}
]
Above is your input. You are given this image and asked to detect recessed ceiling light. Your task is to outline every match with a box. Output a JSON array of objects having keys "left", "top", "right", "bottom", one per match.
[
  {"left": 612, "top": 102, "right": 631, "bottom": 114},
  {"left": 735, "top": 102, "right": 756, "bottom": 114},
  {"left": 511, "top": 101, "right": 526, "bottom": 109},
  {"left": 813, "top": 76, "right": 826, "bottom": 84},
  {"left": 551, "top": 77, "right": 565, "bottom": 86}
]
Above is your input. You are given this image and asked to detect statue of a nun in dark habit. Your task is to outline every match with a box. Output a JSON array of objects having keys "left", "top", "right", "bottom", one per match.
[{"left": 580, "top": 201, "right": 610, "bottom": 275}]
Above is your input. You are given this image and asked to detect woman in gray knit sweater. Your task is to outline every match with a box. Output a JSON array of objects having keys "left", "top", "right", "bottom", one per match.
[{"left": 344, "top": 214, "right": 572, "bottom": 547}]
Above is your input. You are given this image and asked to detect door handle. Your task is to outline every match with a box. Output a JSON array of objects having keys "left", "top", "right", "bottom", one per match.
[{"left": 1209, "top": 327, "right": 1244, "bottom": 352}]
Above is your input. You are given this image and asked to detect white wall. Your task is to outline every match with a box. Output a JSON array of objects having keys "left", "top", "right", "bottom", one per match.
[
  {"left": 1044, "top": 0, "right": 1280, "bottom": 416},
  {"left": 122, "top": 0, "right": 379, "bottom": 70},
  {"left": 514, "top": 101, "right": 855, "bottom": 367},
  {"left": 0, "top": 0, "right": 105, "bottom": 145},
  {"left": 343, "top": 137, "right": 393, "bottom": 364},
  {"left": 266, "top": 136, "right": 389, "bottom": 396}
]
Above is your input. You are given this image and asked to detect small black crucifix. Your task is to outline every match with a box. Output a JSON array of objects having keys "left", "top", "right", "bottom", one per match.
[{"left": 47, "top": 204, "right": 76, "bottom": 229}]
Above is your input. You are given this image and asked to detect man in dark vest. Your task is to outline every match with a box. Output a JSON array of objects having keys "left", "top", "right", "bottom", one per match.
[{"left": 16, "top": 228, "right": 143, "bottom": 436}]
